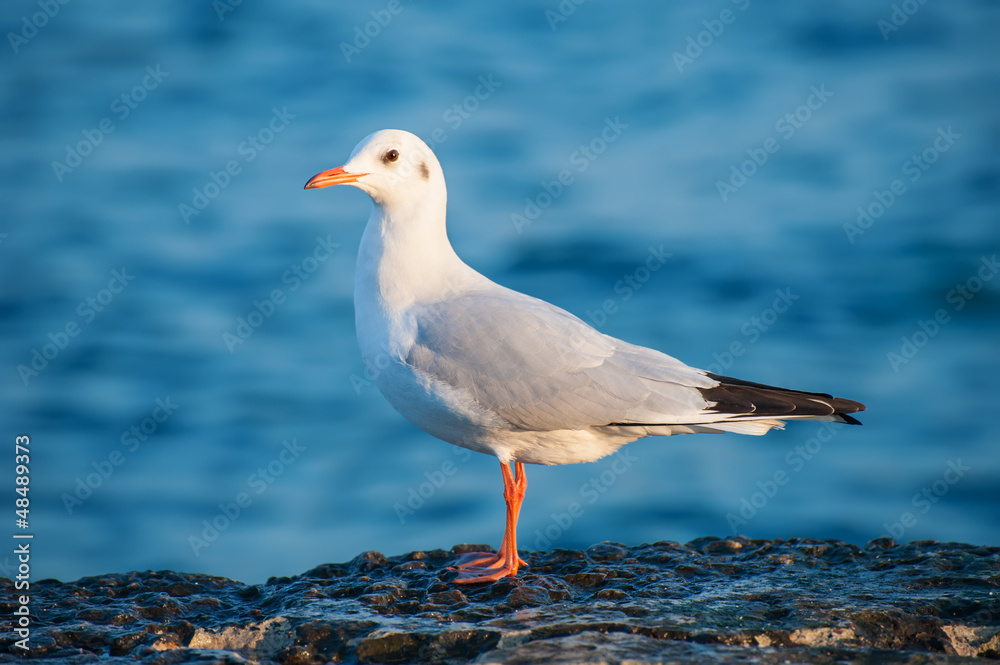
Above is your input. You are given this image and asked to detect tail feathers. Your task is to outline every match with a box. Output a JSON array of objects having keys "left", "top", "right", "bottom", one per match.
[{"left": 699, "top": 372, "right": 866, "bottom": 425}]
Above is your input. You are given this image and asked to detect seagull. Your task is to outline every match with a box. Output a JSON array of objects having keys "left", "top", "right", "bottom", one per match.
[{"left": 304, "top": 129, "right": 866, "bottom": 584}]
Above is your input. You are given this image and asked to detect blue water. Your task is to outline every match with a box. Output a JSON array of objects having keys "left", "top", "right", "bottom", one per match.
[{"left": 1, "top": 1, "right": 997, "bottom": 584}]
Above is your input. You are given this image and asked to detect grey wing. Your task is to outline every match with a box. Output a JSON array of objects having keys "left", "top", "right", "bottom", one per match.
[{"left": 404, "top": 290, "right": 716, "bottom": 431}]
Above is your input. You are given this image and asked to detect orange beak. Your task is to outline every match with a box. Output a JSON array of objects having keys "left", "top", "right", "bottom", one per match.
[{"left": 303, "top": 166, "right": 368, "bottom": 190}]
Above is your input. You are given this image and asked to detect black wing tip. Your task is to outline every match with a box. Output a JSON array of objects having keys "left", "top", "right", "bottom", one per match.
[
  {"left": 702, "top": 372, "right": 867, "bottom": 421},
  {"left": 839, "top": 412, "right": 864, "bottom": 426}
]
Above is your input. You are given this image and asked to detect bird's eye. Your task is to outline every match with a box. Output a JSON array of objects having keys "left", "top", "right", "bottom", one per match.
[{"left": 384, "top": 149, "right": 399, "bottom": 163}]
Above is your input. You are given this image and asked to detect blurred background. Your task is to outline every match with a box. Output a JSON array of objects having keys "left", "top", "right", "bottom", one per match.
[{"left": 1, "top": 1, "right": 997, "bottom": 584}]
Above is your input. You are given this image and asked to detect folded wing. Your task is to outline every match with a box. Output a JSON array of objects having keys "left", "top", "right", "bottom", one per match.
[{"left": 405, "top": 289, "right": 864, "bottom": 434}]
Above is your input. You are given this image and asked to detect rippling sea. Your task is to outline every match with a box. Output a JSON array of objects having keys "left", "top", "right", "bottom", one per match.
[{"left": 1, "top": 1, "right": 997, "bottom": 583}]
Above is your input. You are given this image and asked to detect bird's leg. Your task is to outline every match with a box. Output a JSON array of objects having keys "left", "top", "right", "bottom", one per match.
[
  {"left": 451, "top": 462, "right": 527, "bottom": 573},
  {"left": 506, "top": 461, "right": 527, "bottom": 568},
  {"left": 452, "top": 461, "right": 527, "bottom": 583},
  {"left": 492, "top": 462, "right": 528, "bottom": 569}
]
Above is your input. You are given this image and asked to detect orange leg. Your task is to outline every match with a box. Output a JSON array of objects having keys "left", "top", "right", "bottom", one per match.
[{"left": 452, "top": 461, "right": 527, "bottom": 583}]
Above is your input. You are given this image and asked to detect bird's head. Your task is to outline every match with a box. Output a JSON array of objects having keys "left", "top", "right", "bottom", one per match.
[{"left": 304, "top": 129, "right": 444, "bottom": 212}]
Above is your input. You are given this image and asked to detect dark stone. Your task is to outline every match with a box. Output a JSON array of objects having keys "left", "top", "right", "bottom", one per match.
[
  {"left": 392, "top": 560, "right": 427, "bottom": 573},
  {"left": 503, "top": 584, "right": 552, "bottom": 609},
  {"left": 109, "top": 632, "right": 147, "bottom": 656},
  {"left": 165, "top": 582, "right": 203, "bottom": 597},
  {"left": 2, "top": 539, "right": 998, "bottom": 663},
  {"left": 586, "top": 542, "right": 628, "bottom": 561},
  {"left": 273, "top": 644, "right": 313, "bottom": 665},
  {"left": 350, "top": 550, "right": 389, "bottom": 574},
  {"left": 596, "top": 588, "right": 627, "bottom": 601},
  {"left": 356, "top": 631, "right": 427, "bottom": 663},
  {"left": 424, "top": 628, "right": 501, "bottom": 661},
  {"left": 565, "top": 572, "right": 607, "bottom": 588},
  {"left": 425, "top": 589, "right": 468, "bottom": 607}
]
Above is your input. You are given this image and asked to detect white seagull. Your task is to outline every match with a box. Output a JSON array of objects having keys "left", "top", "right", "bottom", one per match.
[{"left": 304, "top": 129, "right": 865, "bottom": 584}]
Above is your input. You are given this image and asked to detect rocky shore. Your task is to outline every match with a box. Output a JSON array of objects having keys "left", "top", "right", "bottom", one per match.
[{"left": 2, "top": 537, "right": 998, "bottom": 664}]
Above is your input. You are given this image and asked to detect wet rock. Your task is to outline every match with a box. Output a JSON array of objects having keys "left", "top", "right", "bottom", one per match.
[
  {"left": 502, "top": 585, "right": 553, "bottom": 609},
  {"left": 564, "top": 572, "right": 607, "bottom": 588},
  {"left": 350, "top": 551, "right": 389, "bottom": 574},
  {"left": 356, "top": 630, "right": 427, "bottom": 663},
  {"left": 1, "top": 539, "right": 998, "bottom": 663}
]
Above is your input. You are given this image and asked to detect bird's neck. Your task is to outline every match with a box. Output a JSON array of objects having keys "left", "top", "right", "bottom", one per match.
[{"left": 355, "top": 204, "right": 476, "bottom": 314}]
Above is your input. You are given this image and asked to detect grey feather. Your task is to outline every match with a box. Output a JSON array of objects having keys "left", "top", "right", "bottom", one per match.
[{"left": 405, "top": 290, "right": 715, "bottom": 431}]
